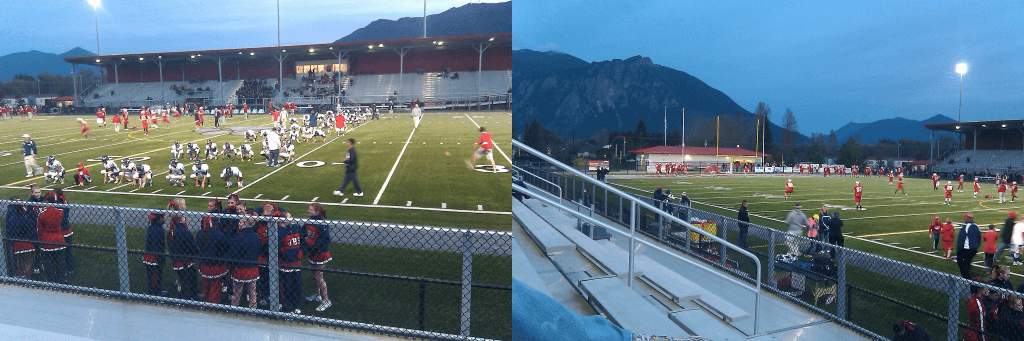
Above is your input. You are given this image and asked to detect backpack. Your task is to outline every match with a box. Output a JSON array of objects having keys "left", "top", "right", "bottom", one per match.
[{"left": 811, "top": 254, "right": 837, "bottom": 277}]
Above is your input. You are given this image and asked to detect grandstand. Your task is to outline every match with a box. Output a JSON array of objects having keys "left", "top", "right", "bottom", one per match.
[
  {"left": 63, "top": 34, "right": 512, "bottom": 110},
  {"left": 925, "top": 119, "right": 1024, "bottom": 176}
]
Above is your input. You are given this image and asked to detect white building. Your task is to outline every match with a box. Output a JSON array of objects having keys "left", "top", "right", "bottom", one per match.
[{"left": 629, "top": 145, "right": 769, "bottom": 173}]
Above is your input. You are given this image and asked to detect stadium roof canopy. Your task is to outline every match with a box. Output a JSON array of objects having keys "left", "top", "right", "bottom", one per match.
[
  {"left": 63, "top": 33, "right": 511, "bottom": 65},
  {"left": 629, "top": 145, "right": 770, "bottom": 157},
  {"left": 924, "top": 119, "right": 1024, "bottom": 133}
]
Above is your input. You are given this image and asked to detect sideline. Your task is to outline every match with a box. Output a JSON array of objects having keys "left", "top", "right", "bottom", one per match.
[
  {"left": 372, "top": 123, "right": 416, "bottom": 205},
  {"left": 463, "top": 113, "right": 512, "bottom": 164}
]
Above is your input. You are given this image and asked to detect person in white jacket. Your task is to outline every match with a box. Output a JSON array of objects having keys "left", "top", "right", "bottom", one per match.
[
  {"left": 784, "top": 203, "right": 808, "bottom": 256},
  {"left": 1011, "top": 219, "right": 1024, "bottom": 266}
]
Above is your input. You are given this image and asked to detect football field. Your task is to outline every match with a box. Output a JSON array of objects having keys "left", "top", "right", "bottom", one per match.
[
  {"left": 0, "top": 111, "right": 512, "bottom": 230},
  {"left": 607, "top": 173, "right": 1024, "bottom": 280}
]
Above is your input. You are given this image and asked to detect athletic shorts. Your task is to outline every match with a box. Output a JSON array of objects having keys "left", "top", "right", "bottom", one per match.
[
  {"left": 474, "top": 147, "right": 494, "bottom": 161},
  {"left": 308, "top": 251, "right": 332, "bottom": 265},
  {"left": 785, "top": 189, "right": 793, "bottom": 193},
  {"left": 142, "top": 254, "right": 161, "bottom": 266},
  {"left": 13, "top": 242, "right": 35, "bottom": 254},
  {"left": 232, "top": 267, "right": 259, "bottom": 283}
]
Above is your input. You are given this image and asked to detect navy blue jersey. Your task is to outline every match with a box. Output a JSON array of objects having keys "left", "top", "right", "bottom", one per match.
[
  {"left": 5, "top": 203, "right": 37, "bottom": 241},
  {"left": 195, "top": 227, "right": 228, "bottom": 266},
  {"left": 278, "top": 223, "right": 303, "bottom": 267},
  {"left": 303, "top": 215, "right": 331, "bottom": 254},
  {"left": 167, "top": 221, "right": 197, "bottom": 261},
  {"left": 227, "top": 227, "right": 263, "bottom": 267}
]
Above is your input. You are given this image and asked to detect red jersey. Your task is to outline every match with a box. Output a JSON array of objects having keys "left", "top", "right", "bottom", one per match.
[
  {"left": 897, "top": 180, "right": 904, "bottom": 189},
  {"left": 78, "top": 165, "right": 91, "bottom": 177},
  {"left": 998, "top": 183, "right": 1006, "bottom": 193},
  {"left": 477, "top": 132, "right": 493, "bottom": 150},
  {"left": 335, "top": 115, "right": 346, "bottom": 128},
  {"left": 36, "top": 206, "right": 66, "bottom": 250},
  {"left": 958, "top": 175, "right": 964, "bottom": 184},
  {"left": 929, "top": 221, "right": 942, "bottom": 234},
  {"left": 889, "top": 174, "right": 894, "bottom": 182},
  {"left": 945, "top": 184, "right": 953, "bottom": 197},
  {"left": 983, "top": 230, "right": 999, "bottom": 254},
  {"left": 974, "top": 180, "right": 980, "bottom": 191},
  {"left": 854, "top": 184, "right": 863, "bottom": 197}
]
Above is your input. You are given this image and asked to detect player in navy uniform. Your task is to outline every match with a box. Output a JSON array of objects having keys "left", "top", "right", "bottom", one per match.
[
  {"left": 100, "top": 155, "right": 120, "bottom": 183},
  {"left": 239, "top": 144, "right": 254, "bottom": 162},
  {"left": 170, "top": 141, "right": 184, "bottom": 160},
  {"left": 191, "top": 159, "right": 211, "bottom": 188},
  {"left": 120, "top": 158, "right": 136, "bottom": 185},
  {"left": 221, "top": 166, "right": 244, "bottom": 188},
  {"left": 44, "top": 155, "right": 66, "bottom": 184},
  {"left": 187, "top": 142, "right": 201, "bottom": 161},
  {"left": 143, "top": 213, "right": 167, "bottom": 296},
  {"left": 205, "top": 139, "right": 219, "bottom": 160},
  {"left": 303, "top": 203, "right": 333, "bottom": 311},
  {"left": 167, "top": 158, "right": 186, "bottom": 186}
]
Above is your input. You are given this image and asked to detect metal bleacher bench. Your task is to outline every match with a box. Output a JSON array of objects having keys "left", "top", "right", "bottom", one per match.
[
  {"left": 635, "top": 255, "right": 751, "bottom": 323},
  {"left": 579, "top": 276, "right": 688, "bottom": 337},
  {"left": 512, "top": 200, "right": 575, "bottom": 256}
]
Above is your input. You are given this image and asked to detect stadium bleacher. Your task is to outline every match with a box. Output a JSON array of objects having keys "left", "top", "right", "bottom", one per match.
[
  {"left": 933, "top": 149, "right": 1024, "bottom": 175},
  {"left": 85, "top": 80, "right": 243, "bottom": 108}
]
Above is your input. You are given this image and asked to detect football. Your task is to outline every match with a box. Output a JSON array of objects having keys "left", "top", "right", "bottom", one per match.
[{"left": 444, "top": 151, "right": 450, "bottom": 157}]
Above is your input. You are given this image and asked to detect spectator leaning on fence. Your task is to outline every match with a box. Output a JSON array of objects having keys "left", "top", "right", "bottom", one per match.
[
  {"left": 143, "top": 213, "right": 166, "bottom": 296},
  {"left": 303, "top": 203, "right": 333, "bottom": 312},
  {"left": 52, "top": 188, "right": 74, "bottom": 275},
  {"left": 784, "top": 203, "right": 807, "bottom": 256},
  {"left": 228, "top": 203, "right": 261, "bottom": 308},
  {"left": 6, "top": 196, "right": 36, "bottom": 280},
  {"left": 167, "top": 198, "right": 199, "bottom": 300},
  {"left": 275, "top": 211, "right": 304, "bottom": 314},
  {"left": 37, "top": 192, "right": 67, "bottom": 284},
  {"left": 997, "top": 296, "right": 1024, "bottom": 341},
  {"left": 197, "top": 199, "right": 229, "bottom": 305},
  {"left": 737, "top": 200, "right": 749, "bottom": 249},
  {"left": 966, "top": 284, "right": 988, "bottom": 341},
  {"left": 957, "top": 214, "right": 982, "bottom": 279}
]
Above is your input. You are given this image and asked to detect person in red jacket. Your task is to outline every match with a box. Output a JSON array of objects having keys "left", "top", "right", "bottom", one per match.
[
  {"left": 72, "top": 162, "right": 91, "bottom": 187},
  {"left": 197, "top": 199, "right": 229, "bottom": 305},
  {"left": 940, "top": 218, "right": 956, "bottom": 260},
  {"left": 983, "top": 224, "right": 999, "bottom": 268},
  {"left": 958, "top": 174, "right": 965, "bottom": 192},
  {"left": 965, "top": 284, "right": 988, "bottom": 341},
  {"left": 929, "top": 216, "right": 942, "bottom": 252},
  {"left": 37, "top": 192, "right": 67, "bottom": 284}
]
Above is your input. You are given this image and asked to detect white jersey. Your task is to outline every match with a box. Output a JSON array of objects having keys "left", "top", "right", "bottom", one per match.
[
  {"left": 133, "top": 164, "right": 152, "bottom": 178},
  {"left": 103, "top": 160, "right": 120, "bottom": 173},
  {"left": 122, "top": 161, "right": 137, "bottom": 172},
  {"left": 192, "top": 163, "right": 210, "bottom": 176},
  {"left": 282, "top": 143, "right": 295, "bottom": 156},
  {"left": 46, "top": 159, "right": 64, "bottom": 173},
  {"left": 168, "top": 162, "right": 185, "bottom": 175},
  {"left": 187, "top": 143, "right": 201, "bottom": 154},
  {"left": 222, "top": 142, "right": 234, "bottom": 154},
  {"left": 206, "top": 142, "right": 218, "bottom": 153},
  {"left": 171, "top": 143, "right": 183, "bottom": 155},
  {"left": 220, "top": 166, "right": 243, "bottom": 179},
  {"left": 239, "top": 144, "right": 254, "bottom": 155}
]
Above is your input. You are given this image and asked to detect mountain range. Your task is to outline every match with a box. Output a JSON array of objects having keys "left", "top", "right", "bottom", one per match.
[
  {"left": 832, "top": 115, "right": 957, "bottom": 144},
  {"left": 0, "top": 47, "right": 96, "bottom": 80},
  {"left": 336, "top": 1, "right": 511, "bottom": 42},
  {"left": 513, "top": 49, "right": 802, "bottom": 144}
]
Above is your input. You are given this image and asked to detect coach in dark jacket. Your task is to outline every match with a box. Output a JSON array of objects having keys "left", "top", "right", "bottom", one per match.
[
  {"left": 956, "top": 213, "right": 981, "bottom": 279},
  {"left": 737, "top": 200, "right": 749, "bottom": 248},
  {"left": 333, "top": 138, "right": 363, "bottom": 196},
  {"left": 825, "top": 212, "right": 844, "bottom": 247}
]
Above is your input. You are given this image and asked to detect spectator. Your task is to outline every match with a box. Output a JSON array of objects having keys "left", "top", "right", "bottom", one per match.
[
  {"left": 256, "top": 203, "right": 287, "bottom": 307},
  {"left": 892, "top": 319, "right": 932, "bottom": 341},
  {"left": 6, "top": 196, "right": 36, "bottom": 280},
  {"left": 996, "top": 296, "right": 1024, "bottom": 341},
  {"left": 928, "top": 216, "right": 942, "bottom": 252},
  {"left": 228, "top": 203, "right": 261, "bottom": 308},
  {"left": 940, "top": 218, "right": 956, "bottom": 260},
  {"left": 824, "top": 211, "right": 844, "bottom": 248},
  {"left": 965, "top": 284, "right": 988, "bottom": 341},
  {"left": 303, "top": 203, "right": 332, "bottom": 312},
  {"left": 784, "top": 203, "right": 807, "bottom": 256},
  {"left": 52, "top": 188, "right": 74, "bottom": 275},
  {"left": 957, "top": 214, "right": 982, "bottom": 279},
  {"left": 983, "top": 224, "right": 999, "bottom": 269},
  {"left": 219, "top": 194, "right": 241, "bottom": 238},
  {"left": 167, "top": 198, "right": 199, "bottom": 300},
  {"left": 1012, "top": 217, "right": 1024, "bottom": 266},
  {"left": 988, "top": 265, "right": 1013, "bottom": 292},
  {"left": 22, "top": 133, "right": 42, "bottom": 178},
  {"left": 143, "top": 213, "right": 166, "bottom": 296},
  {"left": 37, "top": 192, "right": 66, "bottom": 284},
  {"left": 678, "top": 191, "right": 691, "bottom": 221},
  {"left": 275, "top": 211, "right": 303, "bottom": 313},
  {"left": 197, "top": 199, "right": 229, "bottom": 305},
  {"left": 596, "top": 166, "right": 610, "bottom": 182},
  {"left": 994, "top": 211, "right": 1017, "bottom": 263},
  {"left": 737, "top": 200, "right": 749, "bottom": 249}
]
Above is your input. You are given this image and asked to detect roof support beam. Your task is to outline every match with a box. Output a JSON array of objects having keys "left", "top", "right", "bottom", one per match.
[
  {"left": 275, "top": 53, "right": 288, "bottom": 96},
  {"left": 155, "top": 59, "right": 166, "bottom": 106},
  {"left": 394, "top": 47, "right": 412, "bottom": 103},
  {"left": 71, "top": 63, "right": 78, "bottom": 107},
  {"left": 332, "top": 50, "right": 348, "bottom": 102},
  {"left": 473, "top": 42, "right": 491, "bottom": 97}
]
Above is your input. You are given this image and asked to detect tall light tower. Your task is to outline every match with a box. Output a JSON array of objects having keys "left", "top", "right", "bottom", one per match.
[
  {"left": 87, "top": 0, "right": 101, "bottom": 55},
  {"left": 955, "top": 62, "right": 968, "bottom": 122}
]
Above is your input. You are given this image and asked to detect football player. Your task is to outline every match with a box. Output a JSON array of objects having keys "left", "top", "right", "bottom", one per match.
[
  {"left": 170, "top": 141, "right": 184, "bottom": 159},
  {"left": 120, "top": 158, "right": 137, "bottom": 185},
  {"left": 187, "top": 142, "right": 201, "bottom": 161},
  {"left": 244, "top": 129, "right": 259, "bottom": 143},
  {"left": 281, "top": 140, "right": 295, "bottom": 164},
  {"left": 334, "top": 111, "right": 346, "bottom": 137},
  {"left": 311, "top": 125, "right": 327, "bottom": 143},
  {"left": 191, "top": 159, "right": 211, "bottom": 188},
  {"left": 220, "top": 166, "right": 244, "bottom": 188},
  {"left": 239, "top": 143, "right": 255, "bottom": 162},
  {"left": 166, "top": 158, "right": 186, "bottom": 186},
  {"left": 44, "top": 155, "right": 66, "bottom": 184},
  {"left": 100, "top": 155, "right": 121, "bottom": 183},
  {"left": 205, "top": 139, "right": 219, "bottom": 160},
  {"left": 222, "top": 142, "right": 236, "bottom": 161},
  {"left": 132, "top": 163, "right": 153, "bottom": 188}
]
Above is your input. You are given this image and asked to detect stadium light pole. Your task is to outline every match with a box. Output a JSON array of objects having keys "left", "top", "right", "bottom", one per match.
[
  {"left": 88, "top": 0, "right": 101, "bottom": 55},
  {"left": 423, "top": 0, "right": 427, "bottom": 38},
  {"left": 956, "top": 62, "right": 967, "bottom": 122}
]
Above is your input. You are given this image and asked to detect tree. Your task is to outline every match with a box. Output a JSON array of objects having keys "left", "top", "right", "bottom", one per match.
[
  {"left": 782, "top": 108, "right": 798, "bottom": 157},
  {"left": 837, "top": 136, "right": 862, "bottom": 166},
  {"left": 633, "top": 119, "right": 649, "bottom": 147}
]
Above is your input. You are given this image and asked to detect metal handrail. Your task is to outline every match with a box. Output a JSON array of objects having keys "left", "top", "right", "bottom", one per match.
[
  {"left": 511, "top": 140, "right": 761, "bottom": 334},
  {"left": 512, "top": 165, "right": 562, "bottom": 206}
]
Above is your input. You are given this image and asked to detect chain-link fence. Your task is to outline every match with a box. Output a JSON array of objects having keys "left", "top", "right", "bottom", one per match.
[
  {"left": 0, "top": 198, "right": 511, "bottom": 340},
  {"left": 515, "top": 164, "right": 1024, "bottom": 341}
]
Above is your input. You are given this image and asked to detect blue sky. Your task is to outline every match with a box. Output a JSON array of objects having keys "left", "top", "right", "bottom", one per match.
[
  {"left": 513, "top": 1, "right": 1024, "bottom": 134},
  {"left": 0, "top": 0, "right": 501, "bottom": 56}
]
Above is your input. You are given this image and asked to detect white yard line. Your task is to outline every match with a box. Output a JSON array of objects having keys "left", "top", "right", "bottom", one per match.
[
  {"left": 372, "top": 126, "right": 416, "bottom": 205},
  {"left": 281, "top": 195, "right": 290, "bottom": 200},
  {"left": 151, "top": 189, "right": 162, "bottom": 193},
  {"left": 176, "top": 190, "right": 186, "bottom": 195},
  {"left": 233, "top": 123, "right": 359, "bottom": 195},
  {"left": 311, "top": 197, "right": 318, "bottom": 202},
  {"left": 253, "top": 193, "right": 262, "bottom": 199},
  {"left": 406, "top": 201, "right": 412, "bottom": 207},
  {"left": 463, "top": 114, "right": 512, "bottom": 164},
  {"left": 128, "top": 188, "right": 141, "bottom": 193}
]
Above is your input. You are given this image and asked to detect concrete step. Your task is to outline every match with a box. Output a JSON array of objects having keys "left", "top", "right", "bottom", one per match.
[{"left": 579, "top": 277, "right": 689, "bottom": 338}]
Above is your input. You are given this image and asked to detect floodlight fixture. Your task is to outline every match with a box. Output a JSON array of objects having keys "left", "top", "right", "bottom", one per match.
[
  {"left": 956, "top": 63, "right": 968, "bottom": 75},
  {"left": 87, "top": 0, "right": 100, "bottom": 8}
]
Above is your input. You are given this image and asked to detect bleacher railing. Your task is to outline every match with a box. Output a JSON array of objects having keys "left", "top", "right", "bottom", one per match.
[
  {"left": 0, "top": 200, "right": 511, "bottom": 340},
  {"left": 515, "top": 158, "right": 1024, "bottom": 341},
  {"left": 512, "top": 140, "right": 764, "bottom": 335}
]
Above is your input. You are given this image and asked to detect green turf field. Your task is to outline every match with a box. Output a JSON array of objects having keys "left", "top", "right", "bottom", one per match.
[
  {"left": 0, "top": 112, "right": 512, "bottom": 230},
  {"left": 607, "top": 173, "right": 1024, "bottom": 282}
]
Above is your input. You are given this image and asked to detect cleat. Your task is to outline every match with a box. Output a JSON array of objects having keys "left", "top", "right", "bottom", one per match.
[
  {"left": 316, "top": 300, "right": 332, "bottom": 312},
  {"left": 333, "top": 191, "right": 343, "bottom": 196},
  {"left": 353, "top": 192, "right": 364, "bottom": 197}
]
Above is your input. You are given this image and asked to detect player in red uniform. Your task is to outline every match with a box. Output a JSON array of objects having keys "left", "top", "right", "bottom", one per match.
[
  {"left": 894, "top": 178, "right": 906, "bottom": 196},
  {"left": 957, "top": 174, "right": 964, "bottom": 192},
  {"left": 96, "top": 108, "right": 106, "bottom": 127},
  {"left": 784, "top": 179, "right": 794, "bottom": 200},
  {"left": 998, "top": 181, "right": 1008, "bottom": 203},
  {"left": 853, "top": 181, "right": 864, "bottom": 210},
  {"left": 931, "top": 173, "right": 939, "bottom": 191},
  {"left": 655, "top": 163, "right": 662, "bottom": 174},
  {"left": 468, "top": 127, "right": 496, "bottom": 173},
  {"left": 973, "top": 178, "right": 981, "bottom": 198},
  {"left": 1012, "top": 182, "right": 1018, "bottom": 202},
  {"left": 141, "top": 115, "right": 150, "bottom": 136},
  {"left": 888, "top": 172, "right": 894, "bottom": 186},
  {"left": 944, "top": 181, "right": 954, "bottom": 205},
  {"left": 76, "top": 118, "right": 92, "bottom": 138}
]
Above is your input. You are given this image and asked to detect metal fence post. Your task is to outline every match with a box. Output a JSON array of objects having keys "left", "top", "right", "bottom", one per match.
[
  {"left": 947, "top": 277, "right": 961, "bottom": 341},
  {"left": 603, "top": 186, "right": 608, "bottom": 216},
  {"left": 836, "top": 247, "right": 848, "bottom": 320},
  {"left": 460, "top": 231, "right": 474, "bottom": 337},
  {"left": 419, "top": 281, "right": 427, "bottom": 331},
  {"left": 619, "top": 196, "right": 623, "bottom": 224},
  {"left": 766, "top": 230, "right": 776, "bottom": 289},
  {"left": 0, "top": 214, "right": 7, "bottom": 277},
  {"left": 719, "top": 219, "right": 727, "bottom": 266},
  {"left": 628, "top": 201, "right": 636, "bottom": 288},
  {"left": 114, "top": 207, "right": 130, "bottom": 293},
  {"left": 268, "top": 221, "right": 280, "bottom": 312}
]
